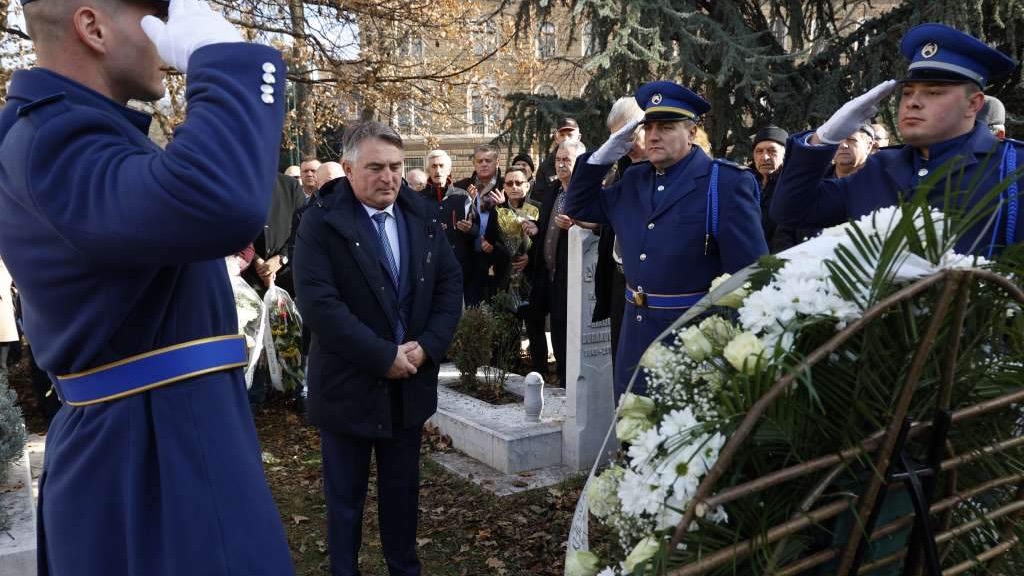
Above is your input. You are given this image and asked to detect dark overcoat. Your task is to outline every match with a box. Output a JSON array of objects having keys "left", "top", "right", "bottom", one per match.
[{"left": 293, "top": 177, "right": 462, "bottom": 438}]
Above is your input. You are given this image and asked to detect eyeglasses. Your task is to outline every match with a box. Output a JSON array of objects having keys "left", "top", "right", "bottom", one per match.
[{"left": 504, "top": 180, "right": 527, "bottom": 186}]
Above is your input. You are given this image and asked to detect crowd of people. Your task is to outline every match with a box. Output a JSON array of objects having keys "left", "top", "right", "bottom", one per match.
[{"left": 1, "top": 1, "right": 1020, "bottom": 575}]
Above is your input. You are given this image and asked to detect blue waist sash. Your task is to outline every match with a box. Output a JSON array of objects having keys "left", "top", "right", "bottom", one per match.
[
  {"left": 56, "top": 335, "right": 248, "bottom": 407},
  {"left": 625, "top": 286, "right": 707, "bottom": 310}
]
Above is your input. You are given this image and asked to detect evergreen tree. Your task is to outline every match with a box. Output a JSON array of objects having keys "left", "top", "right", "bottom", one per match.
[{"left": 503, "top": 0, "right": 1024, "bottom": 161}]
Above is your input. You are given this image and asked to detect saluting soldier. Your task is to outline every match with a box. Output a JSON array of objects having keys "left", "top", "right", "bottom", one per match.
[
  {"left": 564, "top": 81, "right": 768, "bottom": 398},
  {"left": 0, "top": 1, "right": 293, "bottom": 575},
  {"left": 771, "top": 23, "right": 1022, "bottom": 258}
]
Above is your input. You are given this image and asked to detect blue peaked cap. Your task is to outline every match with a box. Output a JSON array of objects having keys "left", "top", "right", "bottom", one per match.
[
  {"left": 635, "top": 81, "right": 710, "bottom": 123},
  {"left": 900, "top": 23, "right": 1018, "bottom": 88}
]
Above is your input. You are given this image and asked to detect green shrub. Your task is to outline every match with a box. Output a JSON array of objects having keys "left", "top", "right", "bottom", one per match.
[
  {"left": 448, "top": 296, "right": 521, "bottom": 399},
  {"left": 449, "top": 305, "right": 495, "bottom": 391},
  {"left": 0, "top": 372, "right": 27, "bottom": 531}
]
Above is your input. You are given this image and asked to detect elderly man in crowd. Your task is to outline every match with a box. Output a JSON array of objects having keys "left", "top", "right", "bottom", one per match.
[
  {"left": 981, "top": 95, "right": 1007, "bottom": 140},
  {"left": 529, "top": 140, "right": 587, "bottom": 385},
  {"left": 750, "top": 125, "right": 788, "bottom": 248},
  {"left": 285, "top": 164, "right": 301, "bottom": 179},
  {"left": 565, "top": 82, "right": 767, "bottom": 397},
  {"left": 455, "top": 144, "right": 502, "bottom": 197},
  {"left": 454, "top": 145, "right": 508, "bottom": 306},
  {"left": 294, "top": 121, "right": 462, "bottom": 576},
  {"left": 316, "top": 161, "right": 344, "bottom": 189},
  {"left": 772, "top": 23, "right": 1022, "bottom": 258},
  {"left": 421, "top": 150, "right": 475, "bottom": 276},
  {"left": 405, "top": 168, "right": 428, "bottom": 193},
  {"left": 533, "top": 118, "right": 582, "bottom": 205},
  {"left": 832, "top": 124, "right": 875, "bottom": 178},
  {"left": 300, "top": 157, "right": 322, "bottom": 199}
]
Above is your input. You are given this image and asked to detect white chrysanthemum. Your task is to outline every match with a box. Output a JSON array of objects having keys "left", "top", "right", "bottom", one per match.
[
  {"left": 616, "top": 468, "right": 651, "bottom": 517},
  {"left": 626, "top": 426, "right": 664, "bottom": 466}
]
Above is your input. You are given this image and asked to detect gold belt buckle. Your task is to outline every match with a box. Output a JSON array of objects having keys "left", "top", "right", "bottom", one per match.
[{"left": 634, "top": 290, "right": 647, "bottom": 308}]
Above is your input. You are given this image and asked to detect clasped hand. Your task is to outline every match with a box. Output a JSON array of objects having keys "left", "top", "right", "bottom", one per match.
[{"left": 386, "top": 341, "right": 426, "bottom": 379}]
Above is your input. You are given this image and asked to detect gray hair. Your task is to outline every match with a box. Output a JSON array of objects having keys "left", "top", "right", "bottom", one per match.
[
  {"left": 425, "top": 149, "right": 452, "bottom": 166},
  {"left": 473, "top": 144, "right": 500, "bottom": 159},
  {"left": 341, "top": 121, "right": 404, "bottom": 163},
  {"left": 557, "top": 140, "right": 587, "bottom": 157},
  {"left": 607, "top": 96, "right": 644, "bottom": 131}
]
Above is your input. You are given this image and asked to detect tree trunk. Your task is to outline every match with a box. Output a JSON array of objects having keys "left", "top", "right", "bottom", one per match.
[{"left": 288, "top": 0, "right": 318, "bottom": 158}]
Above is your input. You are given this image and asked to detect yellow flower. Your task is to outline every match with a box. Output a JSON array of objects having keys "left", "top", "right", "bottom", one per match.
[
  {"left": 615, "top": 415, "right": 652, "bottom": 443},
  {"left": 565, "top": 550, "right": 602, "bottom": 576},
  {"left": 680, "top": 326, "right": 713, "bottom": 361},
  {"left": 623, "top": 536, "right": 661, "bottom": 572},
  {"left": 710, "top": 273, "right": 750, "bottom": 308},
  {"left": 723, "top": 332, "right": 765, "bottom": 375},
  {"left": 619, "top": 393, "right": 655, "bottom": 419}
]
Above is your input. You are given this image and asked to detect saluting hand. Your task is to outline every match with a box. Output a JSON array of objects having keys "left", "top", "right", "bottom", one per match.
[
  {"left": 141, "top": 0, "right": 245, "bottom": 74},
  {"left": 589, "top": 118, "right": 641, "bottom": 165},
  {"left": 815, "top": 80, "right": 898, "bottom": 145}
]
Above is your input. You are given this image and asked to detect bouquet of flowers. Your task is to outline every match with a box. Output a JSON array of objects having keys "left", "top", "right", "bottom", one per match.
[
  {"left": 256, "top": 282, "right": 304, "bottom": 393},
  {"left": 496, "top": 205, "right": 537, "bottom": 309},
  {"left": 569, "top": 197, "right": 1024, "bottom": 575},
  {"left": 227, "top": 257, "right": 265, "bottom": 389}
]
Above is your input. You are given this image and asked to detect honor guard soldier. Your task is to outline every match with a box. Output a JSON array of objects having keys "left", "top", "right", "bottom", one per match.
[
  {"left": 771, "top": 23, "right": 1022, "bottom": 258},
  {"left": 564, "top": 81, "right": 768, "bottom": 398},
  {"left": 0, "top": 1, "right": 293, "bottom": 575}
]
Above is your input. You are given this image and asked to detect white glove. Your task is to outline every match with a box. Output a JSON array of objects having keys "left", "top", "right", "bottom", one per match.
[
  {"left": 588, "top": 118, "right": 641, "bottom": 165},
  {"left": 141, "top": 0, "right": 245, "bottom": 74},
  {"left": 815, "top": 80, "right": 898, "bottom": 145}
]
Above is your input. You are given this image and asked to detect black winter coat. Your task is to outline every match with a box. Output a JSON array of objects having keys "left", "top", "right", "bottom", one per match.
[{"left": 293, "top": 178, "right": 463, "bottom": 438}]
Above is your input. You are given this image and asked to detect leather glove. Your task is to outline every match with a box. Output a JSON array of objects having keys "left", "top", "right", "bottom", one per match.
[
  {"left": 141, "top": 0, "right": 245, "bottom": 73},
  {"left": 815, "top": 80, "right": 898, "bottom": 145},
  {"left": 588, "top": 118, "right": 641, "bottom": 165}
]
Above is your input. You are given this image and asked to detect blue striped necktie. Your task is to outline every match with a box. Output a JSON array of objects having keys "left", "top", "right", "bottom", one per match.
[
  {"left": 371, "top": 212, "right": 404, "bottom": 343},
  {"left": 371, "top": 212, "right": 400, "bottom": 291}
]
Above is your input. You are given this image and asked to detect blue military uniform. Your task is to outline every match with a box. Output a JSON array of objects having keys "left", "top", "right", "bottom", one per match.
[
  {"left": 772, "top": 24, "right": 1022, "bottom": 257},
  {"left": 0, "top": 43, "right": 294, "bottom": 576},
  {"left": 564, "top": 82, "right": 768, "bottom": 396}
]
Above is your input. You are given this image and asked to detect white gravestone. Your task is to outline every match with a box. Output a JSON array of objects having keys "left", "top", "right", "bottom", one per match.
[{"left": 562, "top": 227, "right": 616, "bottom": 470}]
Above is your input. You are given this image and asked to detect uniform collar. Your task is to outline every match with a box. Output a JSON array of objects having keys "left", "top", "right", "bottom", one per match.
[
  {"left": 917, "top": 121, "right": 998, "bottom": 162},
  {"left": 7, "top": 68, "right": 153, "bottom": 135},
  {"left": 654, "top": 146, "right": 700, "bottom": 179}
]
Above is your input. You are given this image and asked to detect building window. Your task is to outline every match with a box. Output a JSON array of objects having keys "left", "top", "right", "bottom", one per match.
[
  {"left": 405, "top": 157, "right": 424, "bottom": 171},
  {"left": 399, "top": 35, "right": 424, "bottom": 58},
  {"left": 537, "top": 22, "right": 556, "bottom": 59},
  {"left": 581, "top": 22, "right": 596, "bottom": 57},
  {"left": 474, "top": 20, "right": 498, "bottom": 57},
  {"left": 470, "top": 89, "right": 484, "bottom": 133},
  {"left": 468, "top": 83, "right": 502, "bottom": 135},
  {"left": 394, "top": 99, "right": 419, "bottom": 133}
]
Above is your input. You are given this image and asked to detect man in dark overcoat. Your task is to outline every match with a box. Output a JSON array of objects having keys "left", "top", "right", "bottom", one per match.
[{"left": 294, "top": 121, "right": 462, "bottom": 576}]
